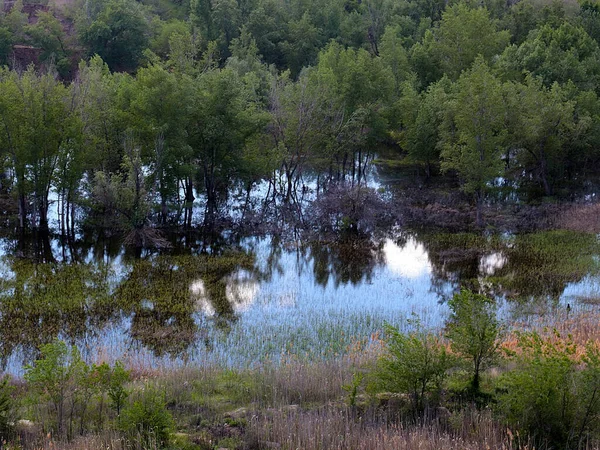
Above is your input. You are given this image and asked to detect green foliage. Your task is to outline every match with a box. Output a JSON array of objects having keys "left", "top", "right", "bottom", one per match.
[
  {"left": 497, "top": 332, "right": 600, "bottom": 448},
  {"left": 343, "top": 372, "right": 364, "bottom": 407},
  {"left": 24, "top": 339, "right": 87, "bottom": 437},
  {"left": 95, "top": 360, "right": 130, "bottom": 418},
  {"left": 120, "top": 387, "right": 174, "bottom": 448},
  {"left": 446, "top": 289, "right": 501, "bottom": 395},
  {"left": 440, "top": 58, "right": 508, "bottom": 226},
  {"left": 420, "top": 2, "right": 510, "bottom": 82},
  {"left": 26, "top": 11, "right": 71, "bottom": 77},
  {"left": 0, "top": 376, "right": 14, "bottom": 443},
  {"left": 510, "top": 76, "right": 577, "bottom": 195},
  {"left": 498, "top": 22, "right": 600, "bottom": 91},
  {"left": 398, "top": 77, "right": 451, "bottom": 176},
  {"left": 375, "top": 320, "right": 452, "bottom": 413},
  {"left": 78, "top": 0, "right": 150, "bottom": 71}
]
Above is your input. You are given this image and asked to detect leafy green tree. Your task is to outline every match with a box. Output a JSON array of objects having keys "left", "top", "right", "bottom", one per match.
[
  {"left": 92, "top": 134, "right": 158, "bottom": 247},
  {"left": 26, "top": 11, "right": 71, "bottom": 77},
  {"left": 190, "top": 0, "right": 216, "bottom": 42},
  {"left": 0, "top": 26, "right": 13, "bottom": 66},
  {"left": 498, "top": 23, "right": 600, "bottom": 92},
  {"left": 419, "top": 2, "right": 510, "bottom": 81},
  {"left": 120, "top": 387, "right": 174, "bottom": 448},
  {"left": 149, "top": 19, "right": 190, "bottom": 58},
  {"left": 188, "top": 67, "right": 266, "bottom": 218},
  {"left": 511, "top": 76, "right": 577, "bottom": 196},
  {"left": 375, "top": 320, "right": 452, "bottom": 414},
  {"left": 94, "top": 360, "right": 130, "bottom": 424},
  {"left": 212, "top": 0, "right": 242, "bottom": 56},
  {"left": 498, "top": 331, "right": 579, "bottom": 447},
  {"left": 0, "top": 376, "right": 14, "bottom": 444},
  {"left": 398, "top": 76, "right": 451, "bottom": 177},
  {"left": 280, "top": 12, "right": 323, "bottom": 77},
  {"left": 3, "top": 0, "right": 27, "bottom": 42},
  {"left": 440, "top": 58, "right": 508, "bottom": 226},
  {"left": 445, "top": 289, "right": 501, "bottom": 395},
  {"left": 379, "top": 25, "right": 412, "bottom": 93},
  {"left": 245, "top": 0, "right": 288, "bottom": 68},
  {"left": 24, "top": 340, "right": 88, "bottom": 438},
  {"left": 129, "top": 63, "right": 191, "bottom": 223},
  {"left": 0, "top": 68, "right": 74, "bottom": 229},
  {"left": 78, "top": 0, "right": 150, "bottom": 71}
]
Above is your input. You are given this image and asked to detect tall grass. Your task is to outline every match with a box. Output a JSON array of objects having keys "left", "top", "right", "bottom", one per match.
[{"left": 247, "top": 406, "right": 537, "bottom": 450}]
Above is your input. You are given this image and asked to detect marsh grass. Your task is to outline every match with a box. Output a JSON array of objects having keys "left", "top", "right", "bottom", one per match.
[{"left": 247, "top": 405, "right": 537, "bottom": 450}]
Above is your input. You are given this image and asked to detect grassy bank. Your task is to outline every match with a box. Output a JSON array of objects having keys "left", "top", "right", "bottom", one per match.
[{"left": 3, "top": 306, "right": 600, "bottom": 449}]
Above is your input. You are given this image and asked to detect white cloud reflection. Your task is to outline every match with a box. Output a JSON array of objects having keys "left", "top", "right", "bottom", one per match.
[
  {"left": 190, "top": 269, "right": 260, "bottom": 316},
  {"left": 384, "top": 238, "right": 431, "bottom": 278}
]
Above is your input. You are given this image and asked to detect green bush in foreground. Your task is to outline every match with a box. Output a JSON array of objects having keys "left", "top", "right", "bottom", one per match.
[
  {"left": 375, "top": 320, "right": 453, "bottom": 414},
  {"left": 446, "top": 289, "right": 502, "bottom": 396},
  {"left": 498, "top": 332, "right": 600, "bottom": 449},
  {"left": 120, "top": 387, "right": 174, "bottom": 449},
  {"left": 0, "top": 376, "right": 14, "bottom": 443}
]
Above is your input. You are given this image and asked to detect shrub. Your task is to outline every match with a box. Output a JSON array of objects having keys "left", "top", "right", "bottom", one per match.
[
  {"left": 445, "top": 288, "right": 502, "bottom": 396},
  {"left": 0, "top": 376, "right": 14, "bottom": 443},
  {"left": 24, "top": 339, "right": 87, "bottom": 438},
  {"left": 497, "top": 331, "right": 600, "bottom": 448},
  {"left": 374, "top": 320, "right": 453, "bottom": 415},
  {"left": 120, "top": 387, "right": 174, "bottom": 449}
]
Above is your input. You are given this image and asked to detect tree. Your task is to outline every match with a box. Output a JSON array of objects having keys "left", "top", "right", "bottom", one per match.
[
  {"left": 188, "top": 67, "right": 266, "bottom": 221},
  {"left": 78, "top": 0, "right": 149, "bottom": 72},
  {"left": 129, "top": 63, "right": 190, "bottom": 224},
  {"left": 0, "top": 68, "right": 74, "bottom": 229},
  {"left": 398, "top": 76, "right": 451, "bottom": 177},
  {"left": 24, "top": 340, "right": 87, "bottom": 438},
  {"left": 0, "top": 376, "right": 14, "bottom": 444},
  {"left": 440, "top": 58, "right": 508, "bottom": 227},
  {"left": 512, "top": 76, "right": 576, "bottom": 196},
  {"left": 26, "top": 11, "right": 71, "bottom": 77},
  {"left": 417, "top": 2, "right": 510, "bottom": 82},
  {"left": 498, "top": 23, "right": 600, "bottom": 92},
  {"left": 375, "top": 320, "right": 452, "bottom": 414},
  {"left": 445, "top": 289, "right": 501, "bottom": 395},
  {"left": 498, "top": 331, "right": 579, "bottom": 447},
  {"left": 379, "top": 25, "right": 412, "bottom": 93},
  {"left": 280, "top": 12, "right": 323, "bottom": 77}
]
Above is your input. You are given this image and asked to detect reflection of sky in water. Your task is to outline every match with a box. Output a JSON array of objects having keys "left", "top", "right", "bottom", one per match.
[
  {"left": 385, "top": 238, "right": 430, "bottom": 278},
  {"left": 3, "top": 230, "right": 600, "bottom": 374},
  {"left": 479, "top": 252, "right": 507, "bottom": 275}
]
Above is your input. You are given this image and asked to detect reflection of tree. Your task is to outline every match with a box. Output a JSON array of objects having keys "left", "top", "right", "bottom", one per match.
[
  {"left": 307, "top": 238, "right": 386, "bottom": 287},
  {"left": 415, "top": 230, "right": 600, "bottom": 303},
  {"left": 417, "top": 232, "right": 488, "bottom": 299},
  {"left": 0, "top": 260, "right": 115, "bottom": 367},
  {"left": 494, "top": 231, "right": 600, "bottom": 300},
  {"left": 116, "top": 252, "right": 255, "bottom": 357}
]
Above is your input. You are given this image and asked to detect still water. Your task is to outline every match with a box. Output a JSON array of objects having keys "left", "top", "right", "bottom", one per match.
[{"left": 1, "top": 227, "right": 598, "bottom": 376}]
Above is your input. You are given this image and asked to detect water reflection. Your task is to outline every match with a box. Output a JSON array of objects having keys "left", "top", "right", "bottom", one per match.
[
  {"left": 0, "top": 228, "right": 598, "bottom": 372},
  {"left": 307, "top": 238, "right": 385, "bottom": 287},
  {"left": 384, "top": 238, "right": 431, "bottom": 278},
  {"left": 117, "top": 253, "right": 256, "bottom": 356},
  {"left": 0, "top": 260, "right": 115, "bottom": 367}
]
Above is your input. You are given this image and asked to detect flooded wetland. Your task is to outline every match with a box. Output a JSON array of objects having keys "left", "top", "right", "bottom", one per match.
[{"left": 2, "top": 170, "right": 599, "bottom": 377}]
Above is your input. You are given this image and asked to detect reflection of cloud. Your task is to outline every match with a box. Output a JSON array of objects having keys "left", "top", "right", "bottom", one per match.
[
  {"left": 479, "top": 252, "right": 507, "bottom": 275},
  {"left": 226, "top": 270, "right": 260, "bottom": 313},
  {"left": 385, "top": 238, "right": 431, "bottom": 278},
  {"left": 190, "top": 279, "right": 215, "bottom": 316},
  {"left": 191, "top": 271, "right": 260, "bottom": 316}
]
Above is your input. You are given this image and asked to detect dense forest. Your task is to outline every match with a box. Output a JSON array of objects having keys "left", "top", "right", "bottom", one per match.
[{"left": 1, "top": 0, "right": 600, "bottom": 240}]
